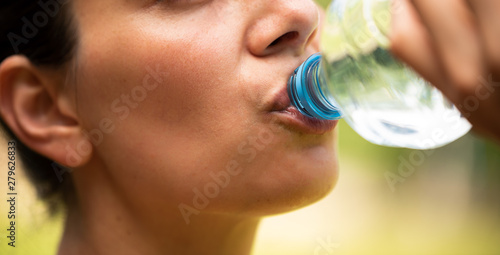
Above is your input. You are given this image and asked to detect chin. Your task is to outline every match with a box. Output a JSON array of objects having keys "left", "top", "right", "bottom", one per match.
[
  {"left": 237, "top": 144, "right": 339, "bottom": 217},
  {"left": 273, "top": 161, "right": 338, "bottom": 215},
  {"left": 199, "top": 130, "right": 339, "bottom": 217}
]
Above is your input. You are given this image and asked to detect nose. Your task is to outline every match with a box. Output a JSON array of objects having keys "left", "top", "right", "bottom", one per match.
[{"left": 246, "top": 0, "right": 320, "bottom": 57}]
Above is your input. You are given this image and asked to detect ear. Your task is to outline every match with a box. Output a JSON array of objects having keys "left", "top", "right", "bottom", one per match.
[{"left": 0, "top": 55, "right": 92, "bottom": 168}]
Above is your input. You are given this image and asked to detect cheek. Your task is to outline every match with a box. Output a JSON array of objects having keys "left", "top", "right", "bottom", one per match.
[
  {"left": 74, "top": 15, "right": 249, "bottom": 144},
  {"left": 77, "top": 34, "right": 238, "bottom": 123},
  {"left": 73, "top": 21, "right": 264, "bottom": 201}
]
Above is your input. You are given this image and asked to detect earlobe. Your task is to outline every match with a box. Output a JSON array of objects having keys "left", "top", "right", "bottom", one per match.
[{"left": 0, "top": 55, "right": 92, "bottom": 168}]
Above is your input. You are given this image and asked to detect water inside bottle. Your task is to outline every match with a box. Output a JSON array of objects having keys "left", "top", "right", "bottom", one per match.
[
  {"left": 317, "top": 0, "right": 471, "bottom": 149},
  {"left": 320, "top": 46, "right": 471, "bottom": 149}
]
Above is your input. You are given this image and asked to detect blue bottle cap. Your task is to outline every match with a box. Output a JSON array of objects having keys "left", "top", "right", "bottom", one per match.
[{"left": 287, "top": 53, "right": 343, "bottom": 120}]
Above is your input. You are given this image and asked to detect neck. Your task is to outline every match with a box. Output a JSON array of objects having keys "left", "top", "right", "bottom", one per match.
[
  {"left": 57, "top": 160, "right": 261, "bottom": 255},
  {"left": 59, "top": 211, "right": 260, "bottom": 255}
]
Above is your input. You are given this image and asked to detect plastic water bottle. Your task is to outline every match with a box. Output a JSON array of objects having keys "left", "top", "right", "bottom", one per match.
[{"left": 287, "top": 0, "right": 471, "bottom": 149}]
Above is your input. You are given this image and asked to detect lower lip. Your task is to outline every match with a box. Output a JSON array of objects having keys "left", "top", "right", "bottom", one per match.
[{"left": 269, "top": 106, "right": 338, "bottom": 134}]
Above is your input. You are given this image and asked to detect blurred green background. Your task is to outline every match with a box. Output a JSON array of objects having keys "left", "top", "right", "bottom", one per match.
[{"left": 1, "top": 1, "right": 500, "bottom": 255}]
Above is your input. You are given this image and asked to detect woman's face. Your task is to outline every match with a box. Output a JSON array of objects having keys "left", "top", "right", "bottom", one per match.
[{"left": 70, "top": 0, "right": 338, "bottom": 221}]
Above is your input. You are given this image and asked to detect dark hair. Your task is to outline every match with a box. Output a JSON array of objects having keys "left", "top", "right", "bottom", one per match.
[{"left": 0, "top": 0, "right": 78, "bottom": 212}]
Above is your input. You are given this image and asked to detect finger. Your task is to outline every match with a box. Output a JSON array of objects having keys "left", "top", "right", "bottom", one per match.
[
  {"left": 390, "top": 0, "right": 498, "bottom": 137},
  {"left": 409, "top": 0, "right": 485, "bottom": 95},
  {"left": 464, "top": 0, "right": 500, "bottom": 138},
  {"left": 467, "top": 0, "right": 500, "bottom": 72},
  {"left": 390, "top": 0, "right": 450, "bottom": 95}
]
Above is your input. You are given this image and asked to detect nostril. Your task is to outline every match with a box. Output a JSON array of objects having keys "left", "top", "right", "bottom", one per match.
[{"left": 268, "top": 31, "right": 299, "bottom": 47}]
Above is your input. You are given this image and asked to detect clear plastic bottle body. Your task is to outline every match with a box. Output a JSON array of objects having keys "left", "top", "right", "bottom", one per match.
[{"left": 288, "top": 0, "right": 471, "bottom": 149}]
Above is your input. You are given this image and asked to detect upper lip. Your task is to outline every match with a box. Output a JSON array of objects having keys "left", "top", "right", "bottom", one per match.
[
  {"left": 270, "top": 86, "right": 292, "bottom": 112},
  {"left": 267, "top": 52, "right": 317, "bottom": 112},
  {"left": 266, "top": 69, "right": 339, "bottom": 134}
]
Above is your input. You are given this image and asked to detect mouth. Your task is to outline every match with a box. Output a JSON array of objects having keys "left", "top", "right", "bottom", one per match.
[{"left": 268, "top": 87, "right": 338, "bottom": 135}]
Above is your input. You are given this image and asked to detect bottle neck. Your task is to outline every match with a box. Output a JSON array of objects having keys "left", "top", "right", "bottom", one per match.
[{"left": 287, "top": 53, "right": 343, "bottom": 120}]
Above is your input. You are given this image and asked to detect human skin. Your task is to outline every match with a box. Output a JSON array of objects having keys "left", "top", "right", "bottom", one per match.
[
  {"left": 2, "top": 0, "right": 499, "bottom": 254},
  {"left": 391, "top": 0, "right": 500, "bottom": 144},
  {"left": 0, "top": 0, "right": 338, "bottom": 254}
]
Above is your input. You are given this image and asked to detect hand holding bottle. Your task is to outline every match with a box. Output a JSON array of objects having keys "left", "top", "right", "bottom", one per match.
[
  {"left": 391, "top": 0, "right": 500, "bottom": 144},
  {"left": 289, "top": 0, "right": 472, "bottom": 149}
]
